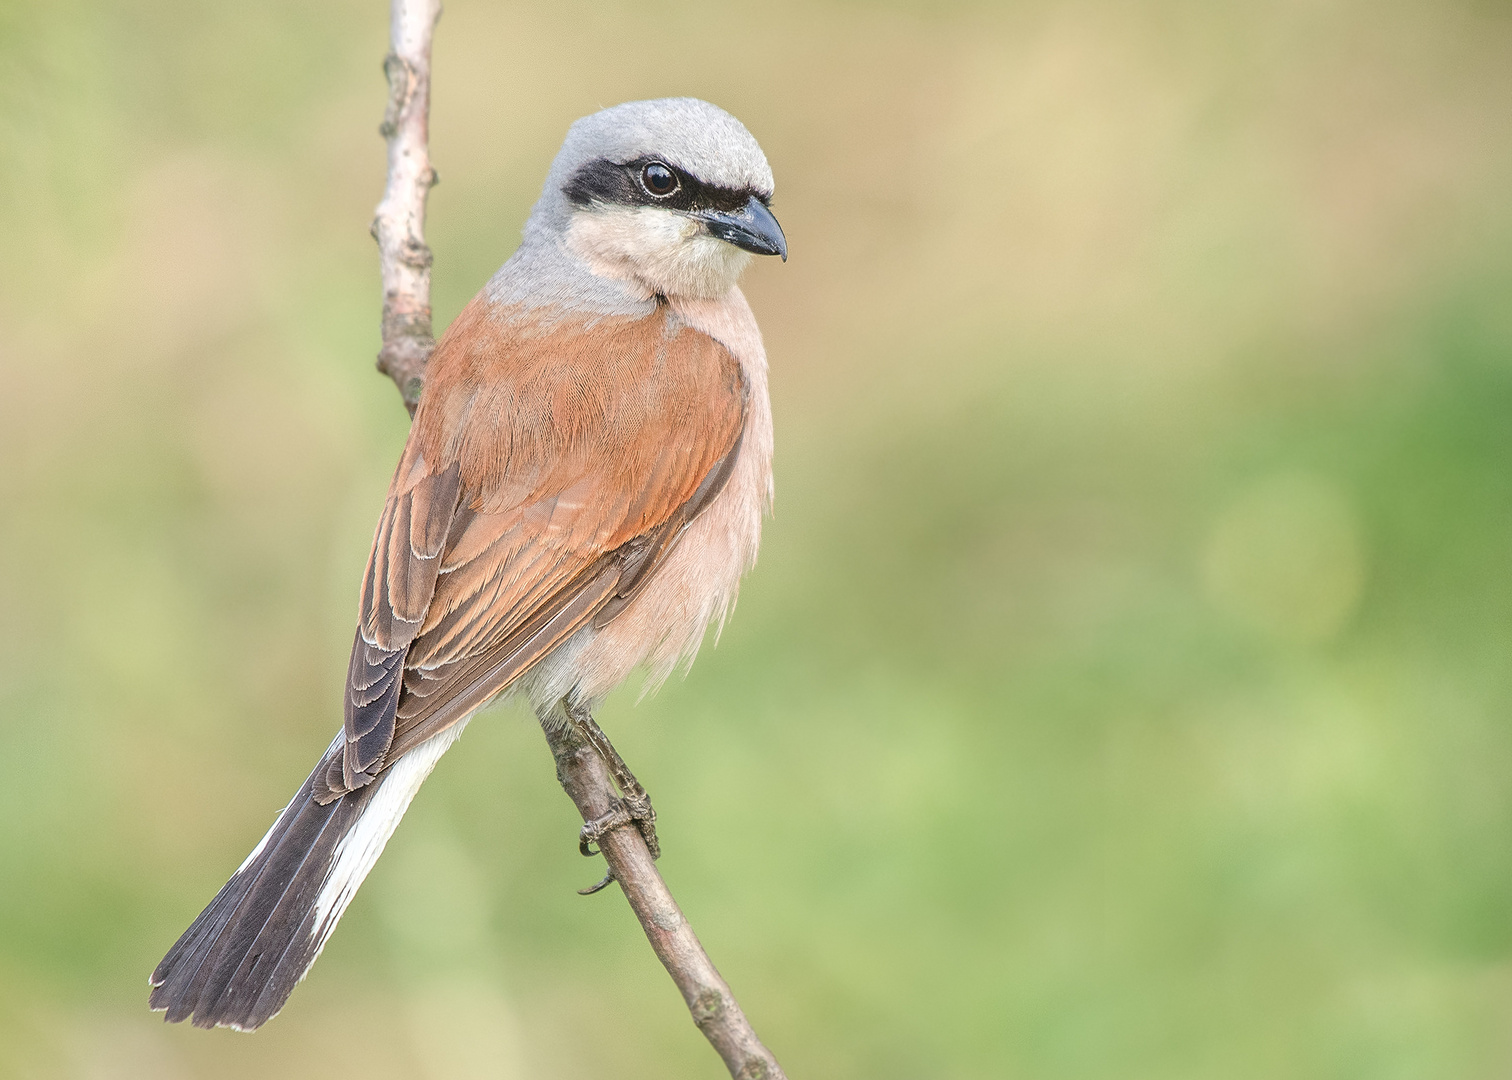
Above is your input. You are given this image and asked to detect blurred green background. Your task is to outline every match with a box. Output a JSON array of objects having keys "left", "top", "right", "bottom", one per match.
[{"left": 4, "top": 0, "right": 1512, "bottom": 1076}]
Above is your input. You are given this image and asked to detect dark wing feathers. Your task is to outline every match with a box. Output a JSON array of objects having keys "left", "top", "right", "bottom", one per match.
[{"left": 330, "top": 460, "right": 462, "bottom": 796}]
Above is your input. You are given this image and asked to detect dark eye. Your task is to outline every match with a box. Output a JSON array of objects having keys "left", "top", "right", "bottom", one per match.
[{"left": 641, "top": 162, "right": 679, "bottom": 197}]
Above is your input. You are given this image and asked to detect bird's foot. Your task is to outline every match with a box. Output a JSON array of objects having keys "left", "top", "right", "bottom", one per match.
[
  {"left": 579, "top": 789, "right": 659, "bottom": 860},
  {"left": 563, "top": 702, "right": 662, "bottom": 886},
  {"left": 575, "top": 791, "right": 658, "bottom": 895}
]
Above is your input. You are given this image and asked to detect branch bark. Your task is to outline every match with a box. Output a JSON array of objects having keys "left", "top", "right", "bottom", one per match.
[
  {"left": 544, "top": 722, "right": 790, "bottom": 1080},
  {"left": 373, "top": 0, "right": 441, "bottom": 414},
  {"left": 369, "top": 6, "right": 789, "bottom": 1078}
]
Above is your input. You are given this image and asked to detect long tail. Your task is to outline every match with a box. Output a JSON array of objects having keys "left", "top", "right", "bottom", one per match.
[{"left": 149, "top": 725, "right": 465, "bottom": 1031}]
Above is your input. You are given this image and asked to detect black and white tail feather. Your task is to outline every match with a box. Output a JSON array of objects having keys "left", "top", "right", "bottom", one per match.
[{"left": 148, "top": 725, "right": 465, "bottom": 1030}]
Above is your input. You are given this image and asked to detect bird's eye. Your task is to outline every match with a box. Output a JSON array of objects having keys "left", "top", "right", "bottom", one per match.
[{"left": 641, "top": 162, "right": 679, "bottom": 197}]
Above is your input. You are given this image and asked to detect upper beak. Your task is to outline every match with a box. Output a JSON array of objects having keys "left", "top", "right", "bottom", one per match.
[{"left": 696, "top": 196, "right": 788, "bottom": 262}]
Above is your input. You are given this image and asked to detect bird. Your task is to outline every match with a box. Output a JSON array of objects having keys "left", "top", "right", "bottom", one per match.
[{"left": 148, "top": 97, "right": 786, "bottom": 1031}]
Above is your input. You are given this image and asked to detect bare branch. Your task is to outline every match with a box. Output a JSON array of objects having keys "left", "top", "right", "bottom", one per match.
[
  {"left": 369, "top": 8, "right": 788, "bottom": 1076},
  {"left": 373, "top": 0, "right": 441, "bottom": 414},
  {"left": 543, "top": 722, "right": 790, "bottom": 1080}
]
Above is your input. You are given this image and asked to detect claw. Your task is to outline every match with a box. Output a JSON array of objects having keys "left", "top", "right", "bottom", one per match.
[
  {"left": 579, "top": 800, "right": 635, "bottom": 857},
  {"left": 578, "top": 869, "right": 616, "bottom": 896}
]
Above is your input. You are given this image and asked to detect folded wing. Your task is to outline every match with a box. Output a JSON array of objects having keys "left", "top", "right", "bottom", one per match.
[{"left": 320, "top": 297, "right": 746, "bottom": 802}]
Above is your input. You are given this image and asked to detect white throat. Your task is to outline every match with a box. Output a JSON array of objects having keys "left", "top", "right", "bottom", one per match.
[{"left": 565, "top": 206, "right": 753, "bottom": 301}]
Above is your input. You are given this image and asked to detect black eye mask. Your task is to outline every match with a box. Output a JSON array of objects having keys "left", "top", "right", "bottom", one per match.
[{"left": 563, "top": 155, "right": 771, "bottom": 217}]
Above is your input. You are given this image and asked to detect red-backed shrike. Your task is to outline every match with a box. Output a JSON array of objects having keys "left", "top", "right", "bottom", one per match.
[{"left": 150, "top": 97, "right": 785, "bottom": 1030}]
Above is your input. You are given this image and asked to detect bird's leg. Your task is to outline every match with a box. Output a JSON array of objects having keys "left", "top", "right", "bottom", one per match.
[{"left": 565, "top": 702, "right": 660, "bottom": 877}]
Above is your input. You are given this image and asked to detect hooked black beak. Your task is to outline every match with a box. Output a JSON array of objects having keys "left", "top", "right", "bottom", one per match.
[{"left": 696, "top": 196, "right": 788, "bottom": 261}]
